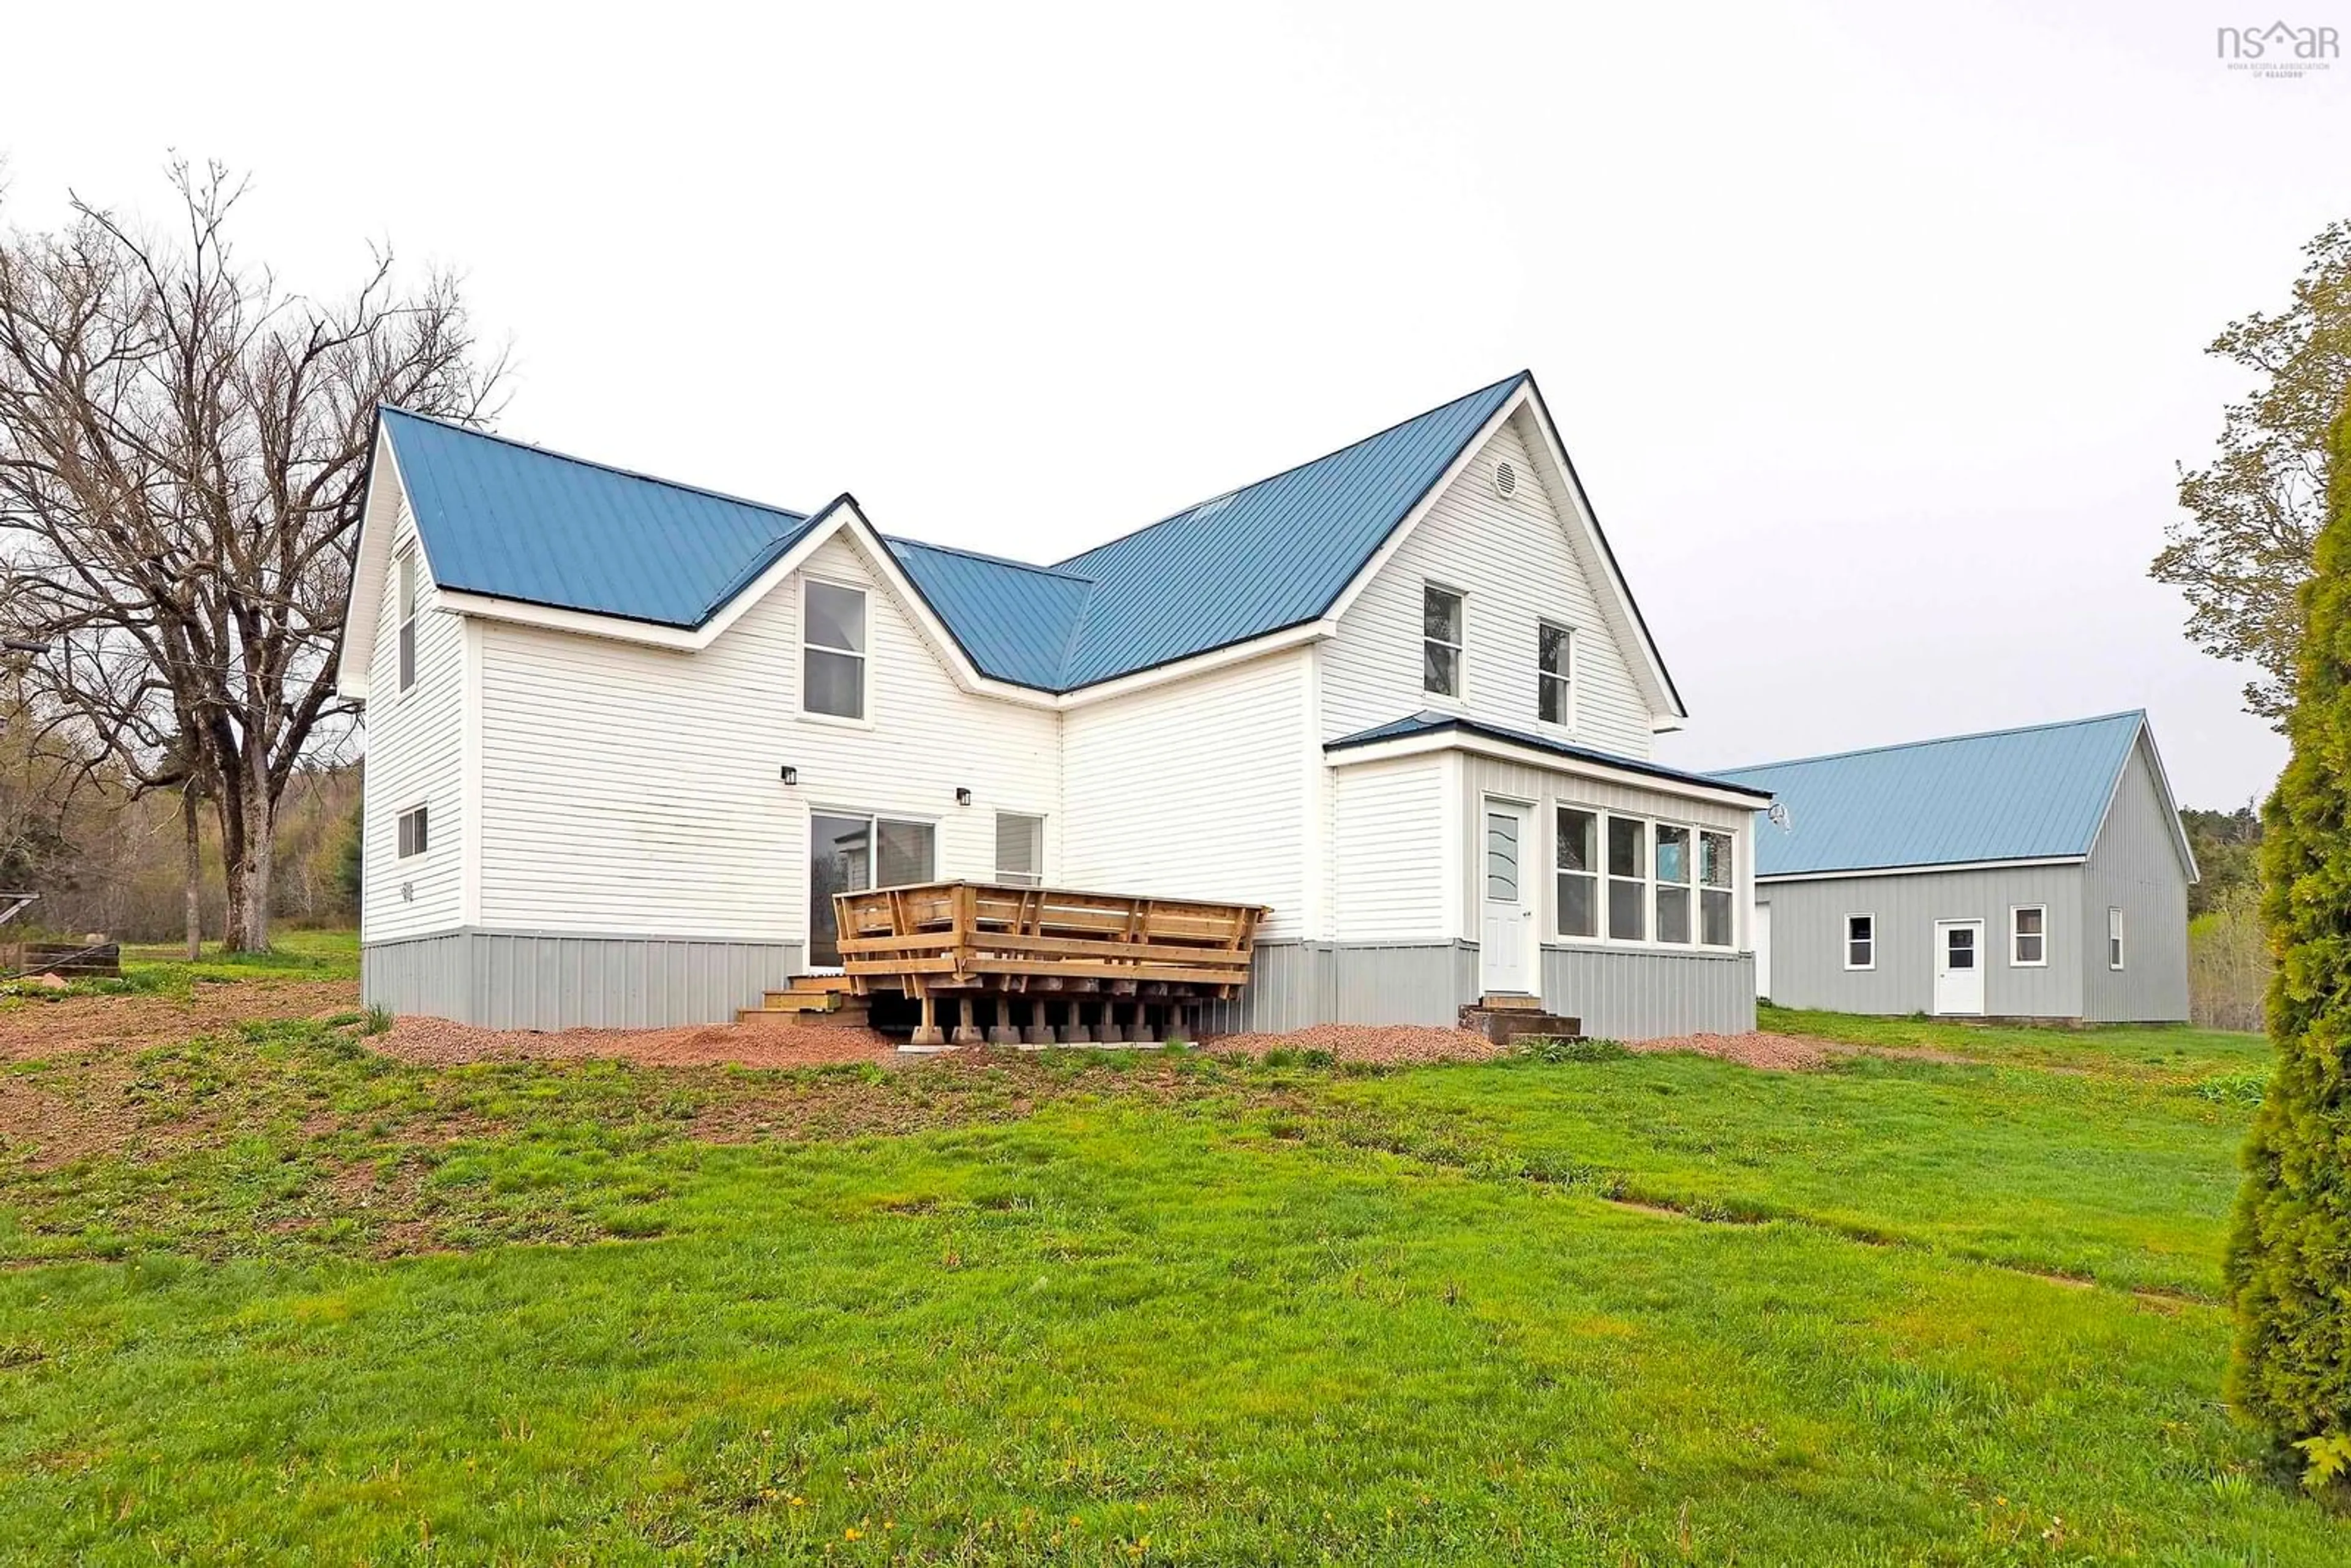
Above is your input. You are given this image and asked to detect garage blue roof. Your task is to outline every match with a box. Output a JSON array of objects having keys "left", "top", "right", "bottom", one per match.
[
  {"left": 375, "top": 372, "right": 1529, "bottom": 690},
  {"left": 1715, "top": 712, "right": 2151, "bottom": 878}
]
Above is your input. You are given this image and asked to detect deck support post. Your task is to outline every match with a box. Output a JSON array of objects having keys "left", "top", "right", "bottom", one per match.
[
  {"left": 953, "top": 996, "right": 983, "bottom": 1047},
  {"left": 1023, "top": 998, "right": 1056, "bottom": 1047},
  {"left": 986, "top": 995, "right": 1022, "bottom": 1046},
  {"left": 1128, "top": 1003, "right": 1156, "bottom": 1044},
  {"left": 1096, "top": 1000, "right": 1125, "bottom": 1044},
  {"left": 1060, "top": 999, "right": 1092, "bottom": 1045},
  {"left": 910, "top": 986, "right": 945, "bottom": 1049}
]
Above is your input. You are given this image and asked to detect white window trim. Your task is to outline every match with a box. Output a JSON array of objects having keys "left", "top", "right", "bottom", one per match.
[
  {"left": 1547, "top": 801, "right": 1741, "bottom": 953},
  {"left": 2108, "top": 907, "right": 2126, "bottom": 970},
  {"left": 1422, "top": 580, "right": 1467, "bottom": 706},
  {"left": 1536, "top": 620, "right": 1576, "bottom": 732},
  {"left": 995, "top": 811, "right": 1046, "bottom": 887},
  {"left": 1844, "top": 912, "right": 1877, "bottom": 971},
  {"left": 800, "top": 575, "right": 873, "bottom": 729},
  {"left": 1554, "top": 805, "right": 1600, "bottom": 940},
  {"left": 2009, "top": 904, "right": 2049, "bottom": 967}
]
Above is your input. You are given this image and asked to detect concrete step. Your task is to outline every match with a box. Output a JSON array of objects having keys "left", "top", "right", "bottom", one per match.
[
  {"left": 1479, "top": 992, "right": 1546, "bottom": 1011},
  {"left": 1458, "top": 1004, "right": 1583, "bottom": 1046}
]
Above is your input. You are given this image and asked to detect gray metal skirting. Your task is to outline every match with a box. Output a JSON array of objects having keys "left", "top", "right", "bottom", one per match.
[
  {"left": 1204, "top": 940, "right": 1754, "bottom": 1040},
  {"left": 362, "top": 929, "right": 803, "bottom": 1031}
]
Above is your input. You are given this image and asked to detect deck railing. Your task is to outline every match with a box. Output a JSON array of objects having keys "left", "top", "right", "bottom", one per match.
[{"left": 831, "top": 880, "right": 1266, "bottom": 1045}]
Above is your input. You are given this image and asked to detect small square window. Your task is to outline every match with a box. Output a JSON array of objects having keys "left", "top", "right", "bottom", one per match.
[
  {"left": 397, "top": 805, "right": 429, "bottom": 859},
  {"left": 2011, "top": 905, "right": 2046, "bottom": 966},
  {"left": 996, "top": 812, "right": 1044, "bottom": 887},
  {"left": 1845, "top": 913, "right": 1875, "bottom": 970}
]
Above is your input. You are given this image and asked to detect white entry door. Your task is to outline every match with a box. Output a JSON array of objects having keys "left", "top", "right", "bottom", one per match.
[
  {"left": 1932, "top": 919, "right": 1985, "bottom": 1015},
  {"left": 1479, "top": 800, "right": 1536, "bottom": 996}
]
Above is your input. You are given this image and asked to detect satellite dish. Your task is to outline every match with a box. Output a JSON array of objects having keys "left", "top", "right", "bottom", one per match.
[{"left": 1766, "top": 801, "right": 1792, "bottom": 831}]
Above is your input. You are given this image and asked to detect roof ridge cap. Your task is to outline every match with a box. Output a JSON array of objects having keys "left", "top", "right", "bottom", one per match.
[
  {"left": 1719, "top": 710, "right": 2147, "bottom": 775},
  {"left": 1048, "top": 370, "right": 1529, "bottom": 570},
  {"left": 380, "top": 405, "right": 811, "bottom": 525}
]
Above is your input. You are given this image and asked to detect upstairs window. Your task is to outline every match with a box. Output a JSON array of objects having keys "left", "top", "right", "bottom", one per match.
[
  {"left": 996, "top": 812, "right": 1044, "bottom": 887},
  {"left": 1654, "top": 824, "right": 1693, "bottom": 944},
  {"left": 1845, "top": 913, "right": 1875, "bottom": 970},
  {"left": 397, "top": 550, "right": 418, "bottom": 692},
  {"left": 1538, "top": 623, "right": 1573, "bottom": 725},
  {"left": 2108, "top": 907, "right": 2126, "bottom": 970},
  {"left": 2012, "top": 905, "right": 2047, "bottom": 966},
  {"left": 803, "top": 580, "right": 868, "bottom": 720},
  {"left": 1556, "top": 807, "right": 1598, "bottom": 938},
  {"left": 397, "top": 804, "right": 429, "bottom": 859},
  {"left": 1422, "top": 584, "right": 1463, "bottom": 698},
  {"left": 1698, "top": 831, "right": 1734, "bottom": 947}
]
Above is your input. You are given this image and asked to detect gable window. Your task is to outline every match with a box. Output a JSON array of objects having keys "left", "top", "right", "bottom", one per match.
[
  {"left": 1654, "top": 824, "right": 1693, "bottom": 944},
  {"left": 397, "top": 804, "right": 429, "bottom": 859},
  {"left": 1845, "top": 913, "right": 1875, "bottom": 970},
  {"left": 397, "top": 550, "right": 418, "bottom": 692},
  {"left": 2108, "top": 907, "right": 2125, "bottom": 970},
  {"left": 1556, "top": 808, "right": 1598, "bottom": 937},
  {"left": 1423, "top": 584, "right": 1463, "bottom": 698},
  {"left": 1606, "top": 816, "right": 1646, "bottom": 941},
  {"left": 1537, "top": 623, "right": 1573, "bottom": 725},
  {"left": 1698, "top": 831, "right": 1734, "bottom": 948},
  {"left": 996, "top": 812, "right": 1044, "bottom": 887},
  {"left": 803, "top": 579, "right": 868, "bottom": 720},
  {"left": 2011, "top": 905, "right": 2047, "bottom": 967}
]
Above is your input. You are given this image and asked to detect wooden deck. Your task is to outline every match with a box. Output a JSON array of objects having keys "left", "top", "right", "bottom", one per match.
[{"left": 832, "top": 881, "right": 1266, "bottom": 1047}]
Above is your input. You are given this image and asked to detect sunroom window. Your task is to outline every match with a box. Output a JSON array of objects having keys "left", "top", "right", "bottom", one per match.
[
  {"left": 1655, "top": 825, "right": 1693, "bottom": 944},
  {"left": 1699, "top": 831, "right": 1734, "bottom": 947},
  {"left": 1607, "top": 816, "right": 1646, "bottom": 941},
  {"left": 1556, "top": 807, "right": 1598, "bottom": 938}
]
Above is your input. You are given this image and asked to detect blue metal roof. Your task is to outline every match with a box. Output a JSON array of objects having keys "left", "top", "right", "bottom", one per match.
[
  {"left": 886, "top": 538, "right": 1093, "bottom": 691},
  {"left": 1048, "top": 373, "right": 1526, "bottom": 686},
  {"left": 1327, "top": 711, "right": 1772, "bottom": 798},
  {"left": 380, "top": 408, "right": 816, "bottom": 628},
  {"left": 1714, "top": 711, "right": 2147, "bottom": 878},
  {"left": 376, "top": 373, "right": 1527, "bottom": 688}
]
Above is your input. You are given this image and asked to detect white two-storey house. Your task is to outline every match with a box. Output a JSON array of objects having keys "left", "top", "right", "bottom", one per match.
[{"left": 339, "top": 371, "right": 1769, "bottom": 1038}]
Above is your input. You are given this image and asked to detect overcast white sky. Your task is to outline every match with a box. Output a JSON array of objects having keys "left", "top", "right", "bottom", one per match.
[{"left": 5, "top": 0, "right": 2339, "bottom": 805}]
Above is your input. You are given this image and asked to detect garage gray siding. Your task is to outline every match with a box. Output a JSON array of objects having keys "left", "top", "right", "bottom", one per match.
[
  {"left": 2081, "top": 740, "right": 2192, "bottom": 1022},
  {"left": 1757, "top": 864, "right": 2087, "bottom": 1017}
]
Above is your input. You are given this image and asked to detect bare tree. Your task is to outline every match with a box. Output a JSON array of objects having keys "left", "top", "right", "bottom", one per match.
[{"left": 0, "top": 160, "right": 501, "bottom": 948}]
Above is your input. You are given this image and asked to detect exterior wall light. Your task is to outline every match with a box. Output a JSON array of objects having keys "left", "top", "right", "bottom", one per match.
[
  {"left": 779, "top": 765, "right": 798, "bottom": 786},
  {"left": 955, "top": 787, "right": 973, "bottom": 806}
]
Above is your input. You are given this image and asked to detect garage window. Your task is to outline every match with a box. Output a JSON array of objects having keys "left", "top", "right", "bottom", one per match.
[{"left": 1845, "top": 913, "right": 1875, "bottom": 970}]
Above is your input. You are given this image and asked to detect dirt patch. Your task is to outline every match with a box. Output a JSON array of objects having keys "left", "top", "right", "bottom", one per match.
[
  {"left": 377, "top": 1013, "right": 901, "bottom": 1070},
  {"left": 1205, "top": 1022, "right": 1502, "bottom": 1065},
  {"left": 0, "top": 978, "right": 359, "bottom": 1060},
  {"left": 1624, "top": 1031, "right": 1838, "bottom": 1071}
]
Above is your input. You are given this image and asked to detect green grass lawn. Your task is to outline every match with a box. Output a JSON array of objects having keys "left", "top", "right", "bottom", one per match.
[{"left": 0, "top": 995, "right": 2338, "bottom": 1563}]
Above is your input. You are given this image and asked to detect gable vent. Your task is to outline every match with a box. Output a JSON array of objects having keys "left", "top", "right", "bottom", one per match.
[{"left": 1493, "top": 459, "right": 1518, "bottom": 499}]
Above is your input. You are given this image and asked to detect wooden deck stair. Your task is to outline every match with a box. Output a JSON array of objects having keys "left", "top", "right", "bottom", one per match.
[{"left": 737, "top": 973, "right": 871, "bottom": 1029}]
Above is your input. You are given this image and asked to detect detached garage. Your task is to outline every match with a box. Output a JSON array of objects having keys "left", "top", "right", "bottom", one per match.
[{"left": 1716, "top": 711, "right": 2197, "bottom": 1023}]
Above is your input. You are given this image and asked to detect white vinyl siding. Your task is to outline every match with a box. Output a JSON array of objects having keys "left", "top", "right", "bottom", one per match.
[
  {"left": 361, "top": 501, "right": 465, "bottom": 940},
  {"left": 1331, "top": 755, "right": 1448, "bottom": 942},
  {"left": 1060, "top": 649, "right": 1310, "bottom": 939},
  {"left": 1323, "top": 413, "right": 1657, "bottom": 755},
  {"left": 474, "top": 533, "right": 1060, "bottom": 940}
]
